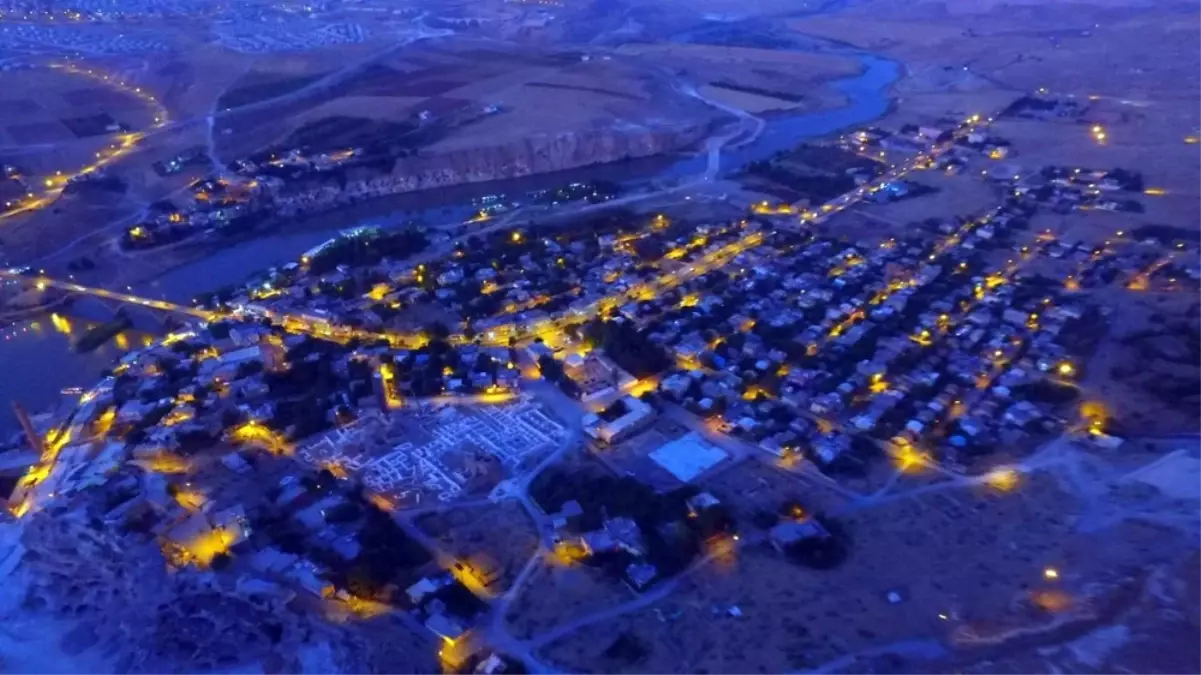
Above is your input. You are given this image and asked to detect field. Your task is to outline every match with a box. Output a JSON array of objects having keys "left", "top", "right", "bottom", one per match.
[
  {"left": 210, "top": 39, "right": 711, "bottom": 162},
  {"left": 539, "top": 462, "right": 1198, "bottom": 673},
  {"left": 700, "top": 458, "right": 854, "bottom": 521},
  {"left": 841, "top": 170, "right": 1002, "bottom": 236},
  {"left": 216, "top": 70, "right": 329, "bottom": 110},
  {"left": 504, "top": 559, "right": 637, "bottom": 641},
  {"left": 0, "top": 70, "right": 153, "bottom": 146},
  {"left": 697, "top": 84, "right": 804, "bottom": 113},
  {"left": 415, "top": 503, "right": 539, "bottom": 594},
  {"left": 787, "top": 0, "right": 1201, "bottom": 231}
]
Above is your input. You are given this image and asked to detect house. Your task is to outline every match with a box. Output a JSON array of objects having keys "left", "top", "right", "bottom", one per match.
[
  {"left": 551, "top": 499, "right": 583, "bottom": 528},
  {"left": 581, "top": 530, "right": 617, "bottom": 555},
  {"left": 287, "top": 562, "right": 334, "bottom": 598},
  {"left": 406, "top": 577, "right": 442, "bottom": 605},
  {"left": 426, "top": 613, "right": 467, "bottom": 643},
  {"left": 769, "top": 519, "right": 829, "bottom": 552},
  {"left": 604, "top": 517, "right": 645, "bottom": 555},
  {"left": 625, "top": 562, "right": 658, "bottom": 591},
  {"left": 686, "top": 492, "right": 721, "bottom": 516}
]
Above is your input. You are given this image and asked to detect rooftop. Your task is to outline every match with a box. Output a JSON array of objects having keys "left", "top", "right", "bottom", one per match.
[{"left": 648, "top": 431, "right": 728, "bottom": 483}]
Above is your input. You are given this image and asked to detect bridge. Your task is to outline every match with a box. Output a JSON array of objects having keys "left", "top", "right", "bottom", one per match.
[
  {"left": 3, "top": 272, "right": 220, "bottom": 321},
  {"left": 0, "top": 271, "right": 439, "bottom": 347}
]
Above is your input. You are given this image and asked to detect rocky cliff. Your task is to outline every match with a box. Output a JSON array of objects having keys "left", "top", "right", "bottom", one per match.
[{"left": 387, "top": 121, "right": 712, "bottom": 191}]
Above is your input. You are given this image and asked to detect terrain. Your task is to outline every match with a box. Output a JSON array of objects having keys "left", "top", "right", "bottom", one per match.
[
  {"left": 0, "top": 0, "right": 865, "bottom": 267},
  {"left": 0, "top": 2, "right": 1195, "bottom": 675}
]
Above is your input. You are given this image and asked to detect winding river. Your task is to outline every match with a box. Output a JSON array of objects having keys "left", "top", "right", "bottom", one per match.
[{"left": 0, "top": 44, "right": 901, "bottom": 434}]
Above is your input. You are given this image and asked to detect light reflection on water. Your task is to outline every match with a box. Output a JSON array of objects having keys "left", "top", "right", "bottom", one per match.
[{"left": 0, "top": 313, "right": 154, "bottom": 435}]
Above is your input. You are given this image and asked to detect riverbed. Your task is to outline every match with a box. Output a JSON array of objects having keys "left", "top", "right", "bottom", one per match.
[{"left": 0, "top": 46, "right": 901, "bottom": 433}]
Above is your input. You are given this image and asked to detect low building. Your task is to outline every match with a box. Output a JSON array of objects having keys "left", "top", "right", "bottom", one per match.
[
  {"left": 769, "top": 519, "right": 829, "bottom": 552},
  {"left": 648, "top": 431, "right": 729, "bottom": 482},
  {"left": 625, "top": 562, "right": 658, "bottom": 591},
  {"left": 583, "top": 396, "right": 655, "bottom": 444}
]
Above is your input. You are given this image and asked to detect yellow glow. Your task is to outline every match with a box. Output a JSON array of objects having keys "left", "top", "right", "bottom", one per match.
[
  {"left": 174, "top": 485, "right": 208, "bottom": 512},
  {"left": 230, "top": 420, "right": 292, "bottom": 456},
  {"left": 984, "top": 467, "right": 1019, "bottom": 492},
  {"left": 164, "top": 524, "right": 237, "bottom": 568},
  {"left": 50, "top": 313, "right": 72, "bottom": 334},
  {"left": 893, "top": 443, "right": 927, "bottom": 473},
  {"left": 92, "top": 407, "right": 116, "bottom": 437},
  {"left": 162, "top": 331, "right": 195, "bottom": 346},
  {"left": 377, "top": 364, "right": 402, "bottom": 410},
  {"left": 366, "top": 283, "right": 390, "bottom": 301},
  {"left": 140, "top": 451, "right": 190, "bottom": 474},
  {"left": 626, "top": 378, "right": 659, "bottom": 398},
  {"left": 1057, "top": 362, "right": 1074, "bottom": 377},
  {"left": 869, "top": 378, "right": 889, "bottom": 394},
  {"left": 161, "top": 407, "right": 195, "bottom": 427},
  {"left": 1043, "top": 567, "right": 1059, "bottom": 580}
]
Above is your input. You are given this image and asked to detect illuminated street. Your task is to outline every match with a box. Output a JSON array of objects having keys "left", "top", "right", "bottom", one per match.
[{"left": 0, "top": 62, "right": 169, "bottom": 221}]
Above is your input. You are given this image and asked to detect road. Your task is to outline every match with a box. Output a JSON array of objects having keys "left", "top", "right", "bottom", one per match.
[{"left": 677, "top": 81, "right": 767, "bottom": 180}]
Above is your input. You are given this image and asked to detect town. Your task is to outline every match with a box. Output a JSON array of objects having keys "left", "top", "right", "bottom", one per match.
[{"left": 1, "top": 88, "right": 1196, "bottom": 673}]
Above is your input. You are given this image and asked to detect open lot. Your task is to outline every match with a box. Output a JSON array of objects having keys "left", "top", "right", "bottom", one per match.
[
  {"left": 505, "top": 559, "right": 637, "bottom": 641},
  {"left": 415, "top": 502, "right": 539, "bottom": 594},
  {"left": 0, "top": 69, "right": 153, "bottom": 148},
  {"left": 539, "top": 462, "right": 1198, "bottom": 673},
  {"left": 843, "top": 170, "right": 1002, "bottom": 234},
  {"left": 701, "top": 458, "right": 854, "bottom": 520}
]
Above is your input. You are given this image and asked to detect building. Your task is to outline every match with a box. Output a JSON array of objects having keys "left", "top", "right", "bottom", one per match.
[
  {"left": 563, "top": 353, "right": 626, "bottom": 403},
  {"left": 625, "top": 562, "right": 658, "bottom": 591},
  {"left": 769, "top": 519, "right": 829, "bottom": 552},
  {"left": 260, "top": 335, "right": 287, "bottom": 372},
  {"left": 582, "top": 395, "right": 655, "bottom": 444},
  {"left": 648, "top": 432, "right": 728, "bottom": 482}
]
